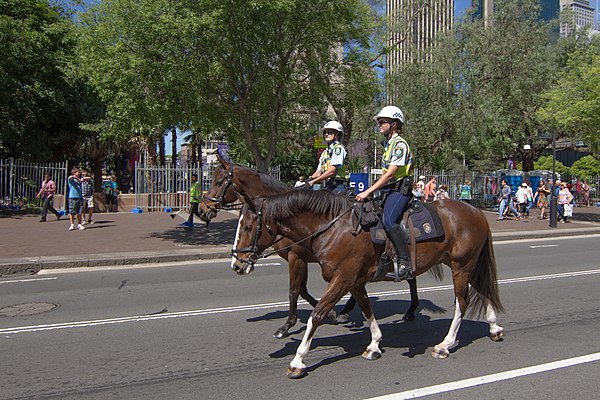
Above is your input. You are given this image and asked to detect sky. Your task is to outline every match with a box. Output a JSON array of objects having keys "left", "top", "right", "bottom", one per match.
[{"left": 455, "top": 0, "right": 471, "bottom": 18}]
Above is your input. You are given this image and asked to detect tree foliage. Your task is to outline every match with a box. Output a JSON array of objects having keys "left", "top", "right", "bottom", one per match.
[
  {"left": 0, "top": 0, "right": 97, "bottom": 161},
  {"left": 388, "top": 0, "right": 560, "bottom": 171},
  {"left": 77, "top": 0, "right": 381, "bottom": 171},
  {"left": 534, "top": 154, "right": 570, "bottom": 177},
  {"left": 536, "top": 37, "right": 600, "bottom": 154},
  {"left": 570, "top": 155, "right": 600, "bottom": 180}
]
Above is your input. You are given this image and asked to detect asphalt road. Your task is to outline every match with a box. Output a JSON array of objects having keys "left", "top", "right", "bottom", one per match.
[{"left": 1, "top": 234, "right": 600, "bottom": 400}]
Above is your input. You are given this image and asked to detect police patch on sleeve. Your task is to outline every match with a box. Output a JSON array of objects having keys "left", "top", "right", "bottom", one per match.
[
  {"left": 334, "top": 147, "right": 342, "bottom": 155},
  {"left": 393, "top": 146, "right": 404, "bottom": 159}
]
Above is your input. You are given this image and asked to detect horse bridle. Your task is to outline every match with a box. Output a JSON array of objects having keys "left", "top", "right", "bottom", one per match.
[
  {"left": 201, "top": 166, "right": 235, "bottom": 214},
  {"left": 231, "top": 205, "right": 282, "bottom": 269},
  {"left": 231, "top": 204, "right": 353, "bottom": 269}
]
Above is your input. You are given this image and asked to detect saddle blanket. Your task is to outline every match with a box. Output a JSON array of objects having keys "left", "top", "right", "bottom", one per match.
[{"left": 370, "top": 201, "right": 445, "bottom": 245}]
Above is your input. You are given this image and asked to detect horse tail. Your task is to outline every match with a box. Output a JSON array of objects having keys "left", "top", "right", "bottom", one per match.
[{"left": 468, "top": 228, "right": 505, "bottom": 318}]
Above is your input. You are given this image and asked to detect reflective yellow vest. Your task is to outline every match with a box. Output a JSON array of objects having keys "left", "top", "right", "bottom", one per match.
[
  {"left": 190, "top": 182, "right": 202, "bottom": 203},
  {"left": 382, "top": 134, "right": 412, "bottom": 183}
]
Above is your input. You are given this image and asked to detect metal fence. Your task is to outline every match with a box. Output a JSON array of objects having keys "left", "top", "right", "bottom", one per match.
[
  {"left": 134, "top": 163, "right": 281, "bottom": 212},
  {"left": 372, "top": 169, "right": 599, "bottom": 209},
  {"left": 1, "top": 157, "right": 596, "bottom": 211},
  {"left": 0, "top": 158, "right": 68, "bottom": 209}
]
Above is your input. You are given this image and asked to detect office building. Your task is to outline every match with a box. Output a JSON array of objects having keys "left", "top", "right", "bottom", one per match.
[
  {"left": 387, "top": 0, "right": 454, "bottom": 70},
  {"left": 560, "top": 0, "right": 595, "bottom": 36}
]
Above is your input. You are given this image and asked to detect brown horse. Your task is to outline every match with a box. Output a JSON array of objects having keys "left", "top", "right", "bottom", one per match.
[
  {"left": 232, "top": 189, "right": 504, "bottom": 378},
  {"left": 199, "top": 155, "right": 421, "bottom": 338}
]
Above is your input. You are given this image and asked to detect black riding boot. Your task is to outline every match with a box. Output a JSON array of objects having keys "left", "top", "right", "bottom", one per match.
[{"left": 386, "top": 225, "right": 413, "bottom": 281}]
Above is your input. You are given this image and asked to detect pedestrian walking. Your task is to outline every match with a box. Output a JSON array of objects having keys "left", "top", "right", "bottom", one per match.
[
  {"left": 67, "top": 168, "right": 88, "bottom": 231},
  {"left": 181, "top": 173, "right": 210, "bottom": 230},
  {"left": 81, "top": 170, "right": 95, "bottom": 225},
  {"left": 36, "top": 172, "right": 61, "bottom": 222}
]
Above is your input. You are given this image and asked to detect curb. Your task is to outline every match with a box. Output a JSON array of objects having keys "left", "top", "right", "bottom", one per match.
[
  {"left": 0, "top": 246, "right": 232, "bottom": 277},
  {"left": 1, "top": 228, "right": 599, "bottom": 277},
  {"left": 493, "top": 227, "right": 600, "bottom": 241}
]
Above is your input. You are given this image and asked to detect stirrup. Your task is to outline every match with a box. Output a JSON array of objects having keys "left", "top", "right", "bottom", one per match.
[
  {"left": 386, "top": 259, "right": 412, "bottom": 282},
  {"left": 371, "top": 254, "right": 393, "bottom": 282}
]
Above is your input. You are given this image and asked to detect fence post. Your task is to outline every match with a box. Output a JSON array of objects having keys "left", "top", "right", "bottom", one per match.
[{"left": 9, "top": 157, "right": 14, "bottom": 205}]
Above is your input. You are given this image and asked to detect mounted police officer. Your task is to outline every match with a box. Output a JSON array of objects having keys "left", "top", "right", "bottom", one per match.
[
  {"left": 356, "top": 106, "right": 413, "bottom": 281},
  {"left": 308, "top": 121, "right": 347, "bottom": 193}
]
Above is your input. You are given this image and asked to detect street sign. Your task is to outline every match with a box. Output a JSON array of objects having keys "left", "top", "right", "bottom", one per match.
[
  {"left": 349, "top": 173, "right": 369, "bottom": 194},
  {"left": 314, "top": 137, "right": 327, "bottom": 149}
]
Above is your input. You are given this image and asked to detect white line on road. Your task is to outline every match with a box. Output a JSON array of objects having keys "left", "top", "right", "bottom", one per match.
[
  {"left": 364, "top": 352, "right": 600, "bottom": 400},
  {"left": 493, "top": 233, "right": 600, "bottom": 245},
  {"left": 529, "top": 244, "right": 559, "bottom": 248},
  {"left": 1, "top": 268, "right": 599, "bottom": 336},
  {"left": 0, "top": 277, "right": 57, "bottom": 284}
]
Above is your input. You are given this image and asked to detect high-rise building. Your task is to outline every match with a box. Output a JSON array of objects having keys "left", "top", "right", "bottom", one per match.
[
  {"left": 472, "top": 0, "right": 560, "bottom": 23},
  {"left": 560, "top": 0, "right": 595, "bottom": 36},
  {"left": 387, "top": 0, "right": 454, "bottom": 71}
]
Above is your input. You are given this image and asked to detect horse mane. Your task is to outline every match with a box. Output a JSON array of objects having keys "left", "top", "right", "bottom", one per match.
[
  {"left": 234, "top": 164, "right": 290, "bottom": 193},
  {"left": 261, "top": 189, "right": 352, "bottom": 220}
]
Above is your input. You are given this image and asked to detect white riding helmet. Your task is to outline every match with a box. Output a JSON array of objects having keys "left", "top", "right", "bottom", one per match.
[
  {"left": 321, "top": 120, "right": 344, "bottom": 134},
  {"left": 373, "top": 106, "right": 405, "bottom": 125}
]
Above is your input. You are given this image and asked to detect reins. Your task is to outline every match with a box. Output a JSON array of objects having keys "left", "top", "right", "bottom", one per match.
[{"left": 232, "top": 205, "right": 353, "bottom": 264}]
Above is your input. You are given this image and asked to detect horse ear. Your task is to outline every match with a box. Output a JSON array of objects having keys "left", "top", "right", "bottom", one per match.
[{"left": 217, "top": 151, "right": 230, "bottom": 169}]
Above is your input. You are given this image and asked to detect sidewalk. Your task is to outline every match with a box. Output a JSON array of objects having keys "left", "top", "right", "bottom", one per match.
[{"left": 1, "top": 205, "right": 599, "bottom": 276}]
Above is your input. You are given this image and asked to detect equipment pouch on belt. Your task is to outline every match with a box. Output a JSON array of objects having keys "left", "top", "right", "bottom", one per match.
[{"left": 398, "top": 177, "right": 413, "bottom": 196}]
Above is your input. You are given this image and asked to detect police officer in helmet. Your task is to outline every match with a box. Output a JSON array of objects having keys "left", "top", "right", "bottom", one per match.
[
  {"left": 356, "top": 106, "right": 413, "bottom": 281},
  {"left": 308, "top": 121, "right": 347, "bottom": 193}
]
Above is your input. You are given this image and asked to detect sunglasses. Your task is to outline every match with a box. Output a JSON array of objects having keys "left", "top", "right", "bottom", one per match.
[
  {"left": 323, "top": 130, "right": 336, "bottom": 136},
  {"left": 377, "top": 119, "right": 392, "bottom": 125}
]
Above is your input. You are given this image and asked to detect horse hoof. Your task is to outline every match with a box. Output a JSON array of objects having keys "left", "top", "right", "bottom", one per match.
[
  {"left": 287, "top": 367, "right": 306, "bottom": 379},
  {"left": 402, "top": 313, "right": 415, "bottom": 322},
  {"left": 273, "top": 329, "right": 289, "bottom": 339},
  {"left": 327, "top": 309, "right": 337, "bottom": 321},
  {"left": 336, "top": 313, "right": 350, "bottom": 324},
  {"left": 362, "top": 350, "right": 382, "bottom": 360},
  {"left": 490, "top": 329, "right": 505, "bottom": 342},
  {"left": 431, "top": 346, "right": 450, "bottom": 359}
]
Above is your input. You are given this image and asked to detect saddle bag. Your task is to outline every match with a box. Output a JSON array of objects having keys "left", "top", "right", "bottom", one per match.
[{"left": 352, "top": 199, "right": 379, "bottom": 230}]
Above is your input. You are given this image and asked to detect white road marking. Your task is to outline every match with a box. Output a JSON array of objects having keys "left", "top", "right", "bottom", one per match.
[
  {"left": 493, "top": 233, "right": 600, "bottom": 245},
  {"left": 0, "top": 277, "right": 57, "bottom": 284},
  {"left": 529, "top": 244, "right": 559, "bottom": 248},
  {"left": 365, "top": 352, "right": 600, "bottom": 400},
  {"left": 1, "top": 268, "right": 599, "bottom": 336},
  {"left": 33, "top": 234, "right": 600, "bottom": 275}
]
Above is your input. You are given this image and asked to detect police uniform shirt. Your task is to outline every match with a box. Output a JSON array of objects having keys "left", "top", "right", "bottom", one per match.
[
  {"left": 318, "top": 141, "right": 347, "bottom": 175},
  {"left": 382, "top": 133, "right": 412, "bottom": 181}
]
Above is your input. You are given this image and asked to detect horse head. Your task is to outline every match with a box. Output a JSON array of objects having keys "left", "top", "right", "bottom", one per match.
[
  {"left": 230, "top": 197, "right": 280, "bottom": 275},
  {"left": 199, "top": 154, "right": 239, "bottom": 220}
]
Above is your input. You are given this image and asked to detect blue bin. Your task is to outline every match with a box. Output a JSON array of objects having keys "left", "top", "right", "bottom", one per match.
[
  {"left": 131, "top": 208, "right": 143, "bottom": 213},
  {"left": 164, "top": 207, "right": 173, "bottom": 213}
]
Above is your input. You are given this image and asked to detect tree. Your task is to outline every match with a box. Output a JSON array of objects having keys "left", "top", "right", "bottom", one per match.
[
  {"left": 534, "top": 155, "right": 570, "bottom": 177},
  {"left": 536, "top": 37, "right": 600, "bottom": 154},
  {"left": 0, "top": 0, "right": 96, "bottom": 161},
  {"left": 387, "top": 0, "right": 560, "bottom": 171},
  {"left": 77, "top": 0, "right": 204, "bottom": 158},
  {"left": 570, "top": 155, "right": 600, "bottom": 181},
  {"left": 77, "top": 0, "right": 380, "bottom": 171}
]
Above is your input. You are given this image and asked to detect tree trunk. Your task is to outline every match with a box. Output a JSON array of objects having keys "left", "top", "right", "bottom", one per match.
[
  {"left": 147, "top": 136, "right": 158, "bottom": 167},
  {"left": 159, "top": 132, "right": 166, "bottom": 167},
  {"left": 91, "top": 157, "right": 103, "bottom": 192},
  {"left": 171, "top": 127, "right": 177, "bottom": 167}
]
